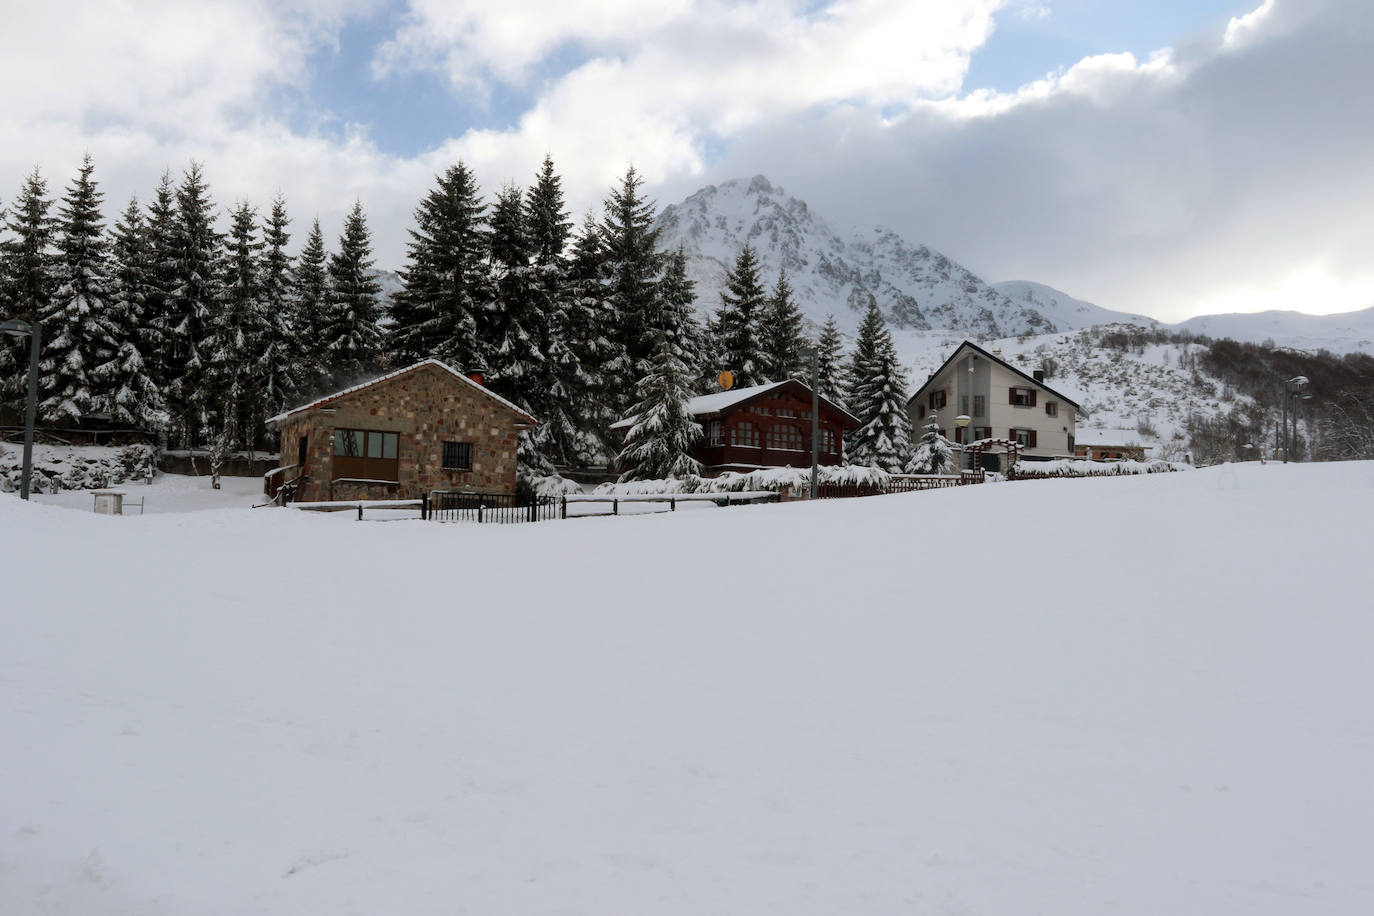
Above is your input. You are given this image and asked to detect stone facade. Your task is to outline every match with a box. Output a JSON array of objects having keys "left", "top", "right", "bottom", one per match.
[{"left": 267, "top": 362, "right": 534, "bottom": 502}]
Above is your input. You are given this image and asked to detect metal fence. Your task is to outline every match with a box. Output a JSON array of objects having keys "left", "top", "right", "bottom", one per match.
[{"left": 425, "top": 491, "right": 563, "bottom": 523}]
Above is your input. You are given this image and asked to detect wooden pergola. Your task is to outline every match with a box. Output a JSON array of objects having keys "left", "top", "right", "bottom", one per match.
[{"left": 964, "top": 437, "right": 1024, "bottom": 474}]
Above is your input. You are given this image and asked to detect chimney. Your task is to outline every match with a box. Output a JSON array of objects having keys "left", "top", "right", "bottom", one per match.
[
  {"left": 466, "top": 363, "right": 487, "bottom": 387},
  {"left": 1033, "top": 369, "right": 1045, "bottom": 382}
]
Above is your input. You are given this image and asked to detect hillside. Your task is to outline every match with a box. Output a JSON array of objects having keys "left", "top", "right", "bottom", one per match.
[
  {"left": 654, "top": 176, "right": 1056, "bottom": 338},
  {"left": 4, "top": 464, "right": 1373, "bottom": 914},
  {"left": 654, "top": 175, "right": 1374, "bottom": 358}
]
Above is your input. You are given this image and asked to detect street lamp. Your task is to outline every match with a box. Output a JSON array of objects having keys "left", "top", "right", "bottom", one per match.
[
  {"left": 1281, "top": 375, "right": 1312, "bottom": 464},
  {"left": 1, "top": 319, "right": 41, "bottom": 500},
  {"left": 955, "top": 413, "right": 971, "bottom": 473}
]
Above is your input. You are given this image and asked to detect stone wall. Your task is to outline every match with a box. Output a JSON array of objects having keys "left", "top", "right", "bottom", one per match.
[{"left": 272, "top": 363, "right": 527, "bottom": 502}]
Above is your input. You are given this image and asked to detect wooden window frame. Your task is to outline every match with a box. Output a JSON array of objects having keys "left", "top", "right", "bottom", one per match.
[
  {"left": 1009, "top": 427, "right": 1038, "bottom": 448},
  {"left": 767, "top": 423, "right": 804, "bottom": 451},
  {"left": 1044, "top": 401, "right": 1058, "bottom": 417},
  {"left": 1010, "top": 387, "right": 1037, "bottom": 408},
  {"left": 332, "top": 428, "right": 400, "bottom": 481},
  {"left": 731, "top": 421, "right": 760, "bottom": 448}
]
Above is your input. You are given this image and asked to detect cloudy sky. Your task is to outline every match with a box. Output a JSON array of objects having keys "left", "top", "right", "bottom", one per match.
[{"left": 3, "top": 0, "right": 1369, "bottom": 322}]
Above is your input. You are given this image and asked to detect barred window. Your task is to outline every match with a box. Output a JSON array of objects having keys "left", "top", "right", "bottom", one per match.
[{"left": 442, "top": 441, "right": 473, "bottom": 471}]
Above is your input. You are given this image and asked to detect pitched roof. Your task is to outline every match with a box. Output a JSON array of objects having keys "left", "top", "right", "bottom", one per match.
[
  {"left": 266, "top": 359, "right": 537, "bottom": 427},
  {"left": 611, "top": 379, "right": 860, "bottom": 430},
  {"left": 908, "top": 340, "right": 1082, "bottom": 410}
]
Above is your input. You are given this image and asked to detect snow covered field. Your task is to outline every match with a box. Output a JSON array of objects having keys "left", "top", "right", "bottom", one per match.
[
  {"left": 31, "top": 472, "right": 264, "bottom": 514},
  {"left": 3, "top": 462, "right": 1373, "bottom": 914}
]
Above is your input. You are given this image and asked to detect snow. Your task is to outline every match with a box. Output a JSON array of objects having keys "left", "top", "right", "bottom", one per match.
[
  {"left": 30, "top": 471, "right": 264, "bottom": 513},
  {"left": 265, "top": 358, "right": 536, "bottom": 426},
  {"left": 4, "top": 461, "right": 1374, "bottom": 914}
]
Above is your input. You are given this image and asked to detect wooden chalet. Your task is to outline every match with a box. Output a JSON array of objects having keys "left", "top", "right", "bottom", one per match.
[{"left": 613, "top": 379, "right": 861, "bottom": 475}]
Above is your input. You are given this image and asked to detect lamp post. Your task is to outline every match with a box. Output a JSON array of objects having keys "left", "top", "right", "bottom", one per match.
[
  {"left": 1282, "top": 375, "right": 1310, "bottom": 463},
  {"left": 955, "top": 413, "right": 971, "bottom": 474},
  {"left": 808, "top": 348, "right": 821, "bottom": 499},
  {"left": 1, "top": 319, "right": 41, "bottom": 500}
]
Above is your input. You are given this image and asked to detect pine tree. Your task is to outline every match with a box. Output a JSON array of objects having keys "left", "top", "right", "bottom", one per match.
[
  {"left": 616, "top": 333, "right": 703, "bottom": 481},
  {"left": 0, "top": 169, "right": 57, "bottom": 412},
  {"left": 487, "top": 184, "right": 541, "bottom": 400},
  {"left": 599, "top": 166, "right": 665, "bottom": 415},
  {"left": 845, "top": 300, "right": 913, "bottom": 471},
  {"left": 844, "top": 296, "right": 885, "bottom": 408},
  {"left": 712, "top": 244, "right": 767, "bottom": 387},
  {"left": 205, "top": 201, "right": 265, "bottom": 450},
  {"left": 257, "top": 196, "right": 299, "bottom": 423},
  {"left": 41, "top": 154, "right": 118, "bottom": 423},
  {"left": 906, "top": 412, "right": 954, "bottom": 474},
  {"left": 320, "top": 200, "right": 383, "bottom": 388},
  {"left": 815, "top": 315, "right": 846, "bottom": 405},
  {"left": 142, "top": 170, "right": 180, "bottom": 396},
  {"left": 564, "top": 212, "right": 616, "bottom": 463},
  {"left": 293, "top": 217, "right": 329, "bottom": 394},
  {"left": 659, "top": 247, "right": 708, "bottom": 386},
  {"left": 166, "top": 162, "right": 222, "bottom": 445},
  {"left": 524, "top": 157, "right": 588, "bottom": 469},
  {"left": 389, "top": 162, "right": 488, "bottom": 369},
  {"left": 102, "top": 195, "right": 166, "bottom": 429},
  {"left": 758, "top": 267, "right": 806, "bottom": 382}
]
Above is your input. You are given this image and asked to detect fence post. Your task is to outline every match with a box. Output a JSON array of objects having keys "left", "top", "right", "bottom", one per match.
[
  {"left": 357, "top": 505, "right": 363, "bottom": 521},
  {"left": 528, "top": 501, "right": 536, "bottom": 522},
  {"left": 613, "top": 498, "right": 619, "bottom": 516},
  {"left": 478, "top": 502, "right": 484, "bottom": 523},
  {"left": 670, "top": 497, "right": 676, "bottom": 512},
  {"left": 561, "top": 496, "right": 567, "bottom": 520},
  {"left": 421, "top": 492, "right": 429, "bottom": 520}
]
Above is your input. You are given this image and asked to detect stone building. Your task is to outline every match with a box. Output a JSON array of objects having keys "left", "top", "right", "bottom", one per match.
[{"left": 264, "top": 360, "right": 536, "bottom": 502}]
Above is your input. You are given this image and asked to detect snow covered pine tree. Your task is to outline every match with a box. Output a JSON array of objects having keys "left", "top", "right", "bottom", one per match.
[
  {"left": 845, "top": 299, "right": 913, "bottom": 471},
  {"left": 616, "top": 334, "right": 703, "bottom": 482},
  {"left": 906, "top": 413, "right": 955, "bottom": 474}
]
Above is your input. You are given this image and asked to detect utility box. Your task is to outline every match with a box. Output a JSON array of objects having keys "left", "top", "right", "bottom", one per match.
[{"left": 92, "top": 491, "right": 125, "bottom": 515}]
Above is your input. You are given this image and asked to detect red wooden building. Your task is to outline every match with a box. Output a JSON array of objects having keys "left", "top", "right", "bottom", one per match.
[{"left": 614, "top": 379, "right": 860, "bottom": 475}]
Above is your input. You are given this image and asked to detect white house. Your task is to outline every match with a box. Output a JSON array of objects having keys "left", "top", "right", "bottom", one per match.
[{"left": 907, "top": 341, "right": 1080, "bottom": 468}]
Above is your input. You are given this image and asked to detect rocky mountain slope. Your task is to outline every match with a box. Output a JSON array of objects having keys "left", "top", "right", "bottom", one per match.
[{"left": 654, "top": 176, "right": 1056, "bottom": 338}]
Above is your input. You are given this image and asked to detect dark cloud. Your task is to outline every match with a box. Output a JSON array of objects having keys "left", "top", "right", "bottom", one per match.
[{"left": 679, "top": 0, "right": 1374, "bottom": 320}]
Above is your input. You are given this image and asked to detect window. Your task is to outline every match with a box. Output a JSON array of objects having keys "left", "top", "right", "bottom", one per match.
[
  {"left": 822, "top": 429, "right": 838, "bottom": 454},
  {"left": 442, "top": 441, "right": 473, "bottom": 471},
  {"left": 331, "top": 428, "right": 400, "bottom": 481},
  {"left": 1010, "top": 428, "right": 1038, "bottom": 448},
  {"left": 1010, "top": 387, "right": 1037, "bottom": 407},
  {"left": 929, "top": 389, "right": 947, "bottom": 410},
  {"left": 1044, "top": 401, "right": 1058, "bottom": 417},
  {"left": 973, "top": 395, "right": 986, "bottom": 417},
  {"left": 731, "top": 421, "right": 760, "bottom": 447},
  {"left": 960, "top": 395, "right": 969, "bottom": 416},
  {"left": 707, "top": 420, "right": 723, "bottom": 446},
  {"left": 767, "top": 424, "right": 804, "bottom": 451},
  {"left": 973, "top": 425, "right": 992, "bottom": 440},
  {"left": 953, "top": 426, "right": 964, "bottom": 445},
  {"left": 776, "top": 407, "right": 797, "bottom": 418}
]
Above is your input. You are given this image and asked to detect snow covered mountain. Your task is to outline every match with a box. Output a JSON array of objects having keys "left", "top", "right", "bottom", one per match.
[
  {"left": 993, "top": 280, "right": 1159, "bottom": 332},
  {"left": 1174, "top": 307, "right": 1374, "bottom": 356},
  {"left": 654, "top": 176, "right": 1374, "bottom": 357},
  {"left": 655, "top": 176, "right": 1057, "bottom": 338}
]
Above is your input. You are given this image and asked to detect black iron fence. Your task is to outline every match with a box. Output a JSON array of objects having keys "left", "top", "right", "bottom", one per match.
[{"left": 425, "top": 491, "right": 563, "bottom": 523}]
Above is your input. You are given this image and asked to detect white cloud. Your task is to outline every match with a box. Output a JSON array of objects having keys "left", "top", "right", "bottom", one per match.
[
  {"left": 2, "top": 0, "right": 1372, "bottom": 324},
  {"left": 1223, "top": 0, "right": 1277, "bottom": 50}
]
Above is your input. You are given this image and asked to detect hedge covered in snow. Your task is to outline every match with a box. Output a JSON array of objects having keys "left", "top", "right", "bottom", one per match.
[
  {"left": 1010, "top": 458, "right": 1188, "bottom": 479},
  {"left": 0, "top": 444, "right": 158, "bottom": 493},
  {"left": 593, "top": 464, "right": 894, "bottom": 496}
]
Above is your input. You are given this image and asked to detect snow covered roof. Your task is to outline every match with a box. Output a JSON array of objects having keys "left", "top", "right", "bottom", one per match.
[
  {"left": 610, "top": 380, "right": 860, "bottom": 430},
  {"left": 1075, "top": 428, "right": 1151, "bottom": 449},
  {"left": 909, "top": 340, "right": 1083, "bottom": 410},
  {"left": 266, "top": 360, "right": 537, "bottom": 427}
]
